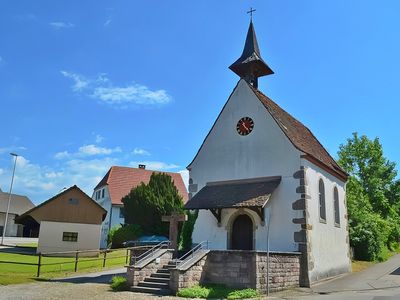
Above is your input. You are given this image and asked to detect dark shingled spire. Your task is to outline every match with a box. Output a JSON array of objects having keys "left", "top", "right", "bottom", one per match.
[{"left": 229, "top": 21, "right": 274, "bottom": 88}]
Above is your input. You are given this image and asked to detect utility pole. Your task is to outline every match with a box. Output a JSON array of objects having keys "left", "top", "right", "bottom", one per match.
[{"left": 1, "top": 153, "right": 19, "bottom": 245}]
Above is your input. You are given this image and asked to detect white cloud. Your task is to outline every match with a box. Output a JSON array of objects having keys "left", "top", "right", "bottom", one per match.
[
  {"left": 61, "top": 71, "right": 89, "bottom": 91},
  {"left": 133, "top": 148, "right": 150, "bottom": 156},
  {"left": 129, "top": 161, "right": 179, "bottom": 171},
  {"left": 93, "top": 85, "right": 171, "bottom": 105},
  {"left": 95, "top": 134, "right": 104, "bottom": 144},
  {"left": 0, "top": 155, "right": 118, "bottom": 203},
  {"left": 54, "top": 151, "right": 70, "bottom": 159},
  {"left": 78, "top": 144, "right": 121, "bottom": 156},
  {"left": 50, "top": 22, "right": 75, "bottom": 29},
  {"left": 61, "top": 71, "right": 171, "bottom": 107},
  {"left": 104, "top": 19, "right": 112, "bottom": 27}
]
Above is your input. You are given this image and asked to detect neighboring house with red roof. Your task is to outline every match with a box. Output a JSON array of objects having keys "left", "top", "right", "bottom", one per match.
[{"left": 93, "top": 165, "right": 188, "bottom": 248}]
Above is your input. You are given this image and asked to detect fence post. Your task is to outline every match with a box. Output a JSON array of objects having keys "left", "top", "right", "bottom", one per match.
[
  {"left": 103, "top": 250, "right": 107, "bottom": 268},
  {"left": 37, "top": 253, "right": 42, "bottom": 277},
  {"left": 125, "top": 248, "right": 129, "bottom": 264},
  {"left": 74, "top": 251, "right": 79, "bottom": 272}
]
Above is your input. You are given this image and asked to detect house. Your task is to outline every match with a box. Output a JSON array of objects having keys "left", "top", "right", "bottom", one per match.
[
  {"left": 15, "top": 185, "right": 107, "bottom": 254},
  {"left": 93, "top": 165, "right": 188, "bottom": 248},
  {"left": 184, "top": 20, "right": 351, "bottom": 288},
  {"left": 0, "top": 187, "right": 35, "bottom": 237}
]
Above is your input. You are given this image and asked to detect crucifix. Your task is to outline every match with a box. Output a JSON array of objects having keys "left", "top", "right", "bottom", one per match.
[
  {"left": 247, "top": 7, "right": 256, "bottom": 20},
  {"left": 162, "top": 213, "right": 188, "bottom": 252}
]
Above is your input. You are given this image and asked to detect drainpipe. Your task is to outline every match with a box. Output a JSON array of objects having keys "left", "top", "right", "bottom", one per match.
[{"left": 266, "top": 207, "right": 272, "bottom": 296}]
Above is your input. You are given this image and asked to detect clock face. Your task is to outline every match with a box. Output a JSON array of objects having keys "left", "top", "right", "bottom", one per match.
[{"left": 236, "top": 117, "right": 254, "bottom": 136}]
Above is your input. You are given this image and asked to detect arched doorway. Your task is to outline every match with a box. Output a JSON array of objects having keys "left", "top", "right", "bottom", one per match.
[{"left": 231, "top": 214, "right": 253, "bottom": 250}]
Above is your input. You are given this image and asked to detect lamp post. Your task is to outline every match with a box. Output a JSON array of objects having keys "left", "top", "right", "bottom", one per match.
[{"left": 1, "top": 153, "right": 19, "bottom": 245}]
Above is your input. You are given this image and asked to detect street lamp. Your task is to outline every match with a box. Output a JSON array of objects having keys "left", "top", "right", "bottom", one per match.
[{"left": 1, "top": 153, "right": 19, "bottom": 245}]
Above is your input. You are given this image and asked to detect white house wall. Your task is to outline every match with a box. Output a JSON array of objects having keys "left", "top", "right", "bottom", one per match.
[
  {"left": 302, "top": 158, "right": 351, "bottom": 282},
  {"left": 93, "top": 187, "right": 125, "bottom": 248},
  {"left": 190, "top": 79, "right": 302, "bottom": 252},
  {"left": 0, "top": 212, "right": 20, "bottom": 237},
  {"left": 37, "top": 221, "right": 101, "bottom": 254}
]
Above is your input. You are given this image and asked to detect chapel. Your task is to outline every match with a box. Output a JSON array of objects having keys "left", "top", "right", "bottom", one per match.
[{"left": 184, "top": 19, "right": 351, "bottom": 285}]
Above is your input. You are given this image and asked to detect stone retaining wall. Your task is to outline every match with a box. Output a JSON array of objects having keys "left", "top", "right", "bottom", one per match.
[
  {"left": 170, "top": 250, "right": 300, "bottom": 294},
  {"left": 127, "top": 250, "right": 173, "bottom": 286}
]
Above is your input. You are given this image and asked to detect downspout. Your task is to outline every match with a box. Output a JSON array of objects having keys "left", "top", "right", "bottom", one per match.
[{"left": 266, "top": 207, "right": 272, "bottom": 296}]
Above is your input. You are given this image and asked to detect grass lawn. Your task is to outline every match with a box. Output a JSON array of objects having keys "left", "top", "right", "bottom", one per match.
[
  {"left": 0, "top": 247, "right": 128, "bottom": 285},
  {"left": 177, "top": 284, "right": 260, "bottom": 299}
]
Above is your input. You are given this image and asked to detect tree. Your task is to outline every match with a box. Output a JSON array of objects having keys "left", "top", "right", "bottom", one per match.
[
  {"left": 338, "top": 133, "right": 400, "bottom": 260},
  {"left": 122, "top": 173, "right": 184, "bottom": 236}
]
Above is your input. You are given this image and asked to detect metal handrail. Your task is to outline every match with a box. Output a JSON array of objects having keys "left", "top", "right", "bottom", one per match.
[
  {"left": 132, "top": 240, "right": 171, "bottom": 266},
  {"left": 175, "top": 240, "right": 209, "bottom": 268}
]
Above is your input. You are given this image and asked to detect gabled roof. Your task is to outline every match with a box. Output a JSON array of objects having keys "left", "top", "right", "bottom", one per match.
[
  {"left": 94, "top": 166, "right": 188, "bottom": 205},
  {"left": 187, "top": 80, "right": 348, "bottom": 182},
  {"left": 185, "top": 176, "right": 281, "bottom": 210},
  {"left": 15, "top": 185, "right": 107, "bottom": 224},
  {"left": 250, "top": 84, "right": 348, "bottom": 181},
  {"left": 0, "top": 191, "right": 34, "bottom": 215}
]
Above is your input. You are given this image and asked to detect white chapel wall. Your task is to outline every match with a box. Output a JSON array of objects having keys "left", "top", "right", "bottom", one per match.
[
  {"left": 190, "top": 79, "right": 302, "bottom": 252},
  {"left": 302, "top": 158, "right": 351, "bottom": 281}
]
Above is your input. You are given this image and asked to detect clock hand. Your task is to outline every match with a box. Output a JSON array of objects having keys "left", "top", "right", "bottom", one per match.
[{"left": 242, "top": 123, "right": 249, "bottom": 131}]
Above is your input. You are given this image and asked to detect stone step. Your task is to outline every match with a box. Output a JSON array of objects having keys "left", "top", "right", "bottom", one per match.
[
  {"left": 131, "top": 286, "right": 171, "bottom": 296},
  {"left": 163, "top": 264, "right": 176, "bottom": 269},
  {"left": 144, "top": 277, "right": 170, "bottom": 284},
  {"left": 138, "top": 281, "right": 169, "bottom": 289},
  {"left": 157, "top": 268, "right": 170, "bottom": 274},
  {"left": 150, "top": 273, "right": 170, "bottom": 279}
]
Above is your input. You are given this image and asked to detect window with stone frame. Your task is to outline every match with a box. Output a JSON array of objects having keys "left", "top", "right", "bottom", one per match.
[
  {"left": 319, "top": 179, "right": 326, "bottom": 222},
  {"left": 333, "top": 187, "right": 340, "bottom": 226},
  {"left": 102, "top": 188, "right": 105, "bottom": 198}
]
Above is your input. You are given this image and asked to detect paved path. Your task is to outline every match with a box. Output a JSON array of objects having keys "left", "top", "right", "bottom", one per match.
[{"left": 0, "top": 237, "right": 38, "bottom": 246}]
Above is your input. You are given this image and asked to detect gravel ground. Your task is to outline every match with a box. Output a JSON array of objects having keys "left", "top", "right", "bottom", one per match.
[{"left": 0, "top": 282, "right": 181, "bottom": 300}]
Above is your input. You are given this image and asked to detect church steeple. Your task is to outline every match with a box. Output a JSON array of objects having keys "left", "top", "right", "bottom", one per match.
[{"left": 229, "top": 20, "right": 274, "bottom": 89}]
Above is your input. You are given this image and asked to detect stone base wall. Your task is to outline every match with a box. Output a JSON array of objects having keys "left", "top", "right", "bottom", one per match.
[
  {"left": 170, "top": 256, "right": 207, "bottom": 292},
  {"left": 127, "top": 251, "right": 173, "bottom": 286},
  {"left": 169, "top": 250, "right": 300, "bottom": 294}
]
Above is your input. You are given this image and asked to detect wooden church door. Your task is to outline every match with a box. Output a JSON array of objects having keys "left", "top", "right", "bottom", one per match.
[{"left": 231, "top": 214, "right": 253, "bottom": 250}]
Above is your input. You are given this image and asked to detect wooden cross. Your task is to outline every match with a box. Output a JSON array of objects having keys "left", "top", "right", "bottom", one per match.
[
  {"left": 247, "top": 7, "right": 256, "bottom": 20},
  {"left": 162, "top": 213, "right": 188, "bottom": 252}
]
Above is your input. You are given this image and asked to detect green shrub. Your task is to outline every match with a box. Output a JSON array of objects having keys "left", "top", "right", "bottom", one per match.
[
  {"left": 179, "top": 211, "right": 198, "bottom": 251},
  {"left": 176, "top": 284, "right": 259, "bottom": 299},
  {"left": 110, "top": 276, "right": 128, "bottom": 291},
  {"left": 107, "top": 225, "right": 121, "bottom": 247},
  {"left": 111, "top": 224, "right": 142, "bottom": 248}
]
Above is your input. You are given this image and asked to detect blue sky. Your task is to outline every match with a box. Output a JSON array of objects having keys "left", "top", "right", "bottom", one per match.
[{"left": 1, "top": 1, "right": 399, "bottom": 204}]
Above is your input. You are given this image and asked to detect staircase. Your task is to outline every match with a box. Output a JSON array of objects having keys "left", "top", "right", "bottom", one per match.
[{"left": 131, "top": 262, "right": 175, "bottom": 295}]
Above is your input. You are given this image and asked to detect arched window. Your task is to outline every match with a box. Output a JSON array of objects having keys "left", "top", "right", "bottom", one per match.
[
  {"left": 334, "top": 187, "right": 340, "bottom": 225},
  {"left": 319, "top": 179, "right": 326, "bottom": 222}
]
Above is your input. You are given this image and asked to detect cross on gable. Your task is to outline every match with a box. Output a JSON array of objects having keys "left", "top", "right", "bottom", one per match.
[{"left": 162, "top": 213, "right": 188, "bottom": 252}]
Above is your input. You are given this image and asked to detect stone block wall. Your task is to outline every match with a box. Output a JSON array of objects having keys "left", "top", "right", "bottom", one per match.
[
  {"left": 169, "top": 250, "right": 300, "bottom": 294},
  {"left": 127, "top": 250, "right": 173, "bottom": 286},
  {"left": 255, "top": 252, "right": 300, "bottom": 293},
  {"left": 170, "top": 256, "right": 207, "bottom": 293}
]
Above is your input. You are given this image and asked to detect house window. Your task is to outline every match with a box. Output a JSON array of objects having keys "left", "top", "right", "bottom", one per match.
[
  {"left": 119, "top": 207, "right": 125, "bottom": 219},
  {"left": 102, "top": 189, "right": 105, "bottom": 198},
  {"left": 334, "top": 187, "right": 340, "bottom": 226},
  {"left": 62, "top": 232, "right": 78, "bottom": 242},
  {"left": 319, "top": 179, "right": 326, "bottom": 222}
]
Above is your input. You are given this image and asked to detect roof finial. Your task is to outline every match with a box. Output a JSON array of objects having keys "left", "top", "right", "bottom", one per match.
[{"left": 247, "top": 7, "right": 256, "bottom": 21}]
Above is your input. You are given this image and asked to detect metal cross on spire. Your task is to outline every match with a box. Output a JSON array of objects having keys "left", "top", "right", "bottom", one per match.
[{"left": 247, "top": 7, "right": 256, "bottom": 20}]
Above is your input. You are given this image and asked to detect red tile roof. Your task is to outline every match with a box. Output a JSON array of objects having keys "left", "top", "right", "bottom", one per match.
[
  {"left": 251, "top": 84, "right": 348, "bottom": 181},
  {"left": 94, "top": 166, "right": 188, "bottom": 205}
]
